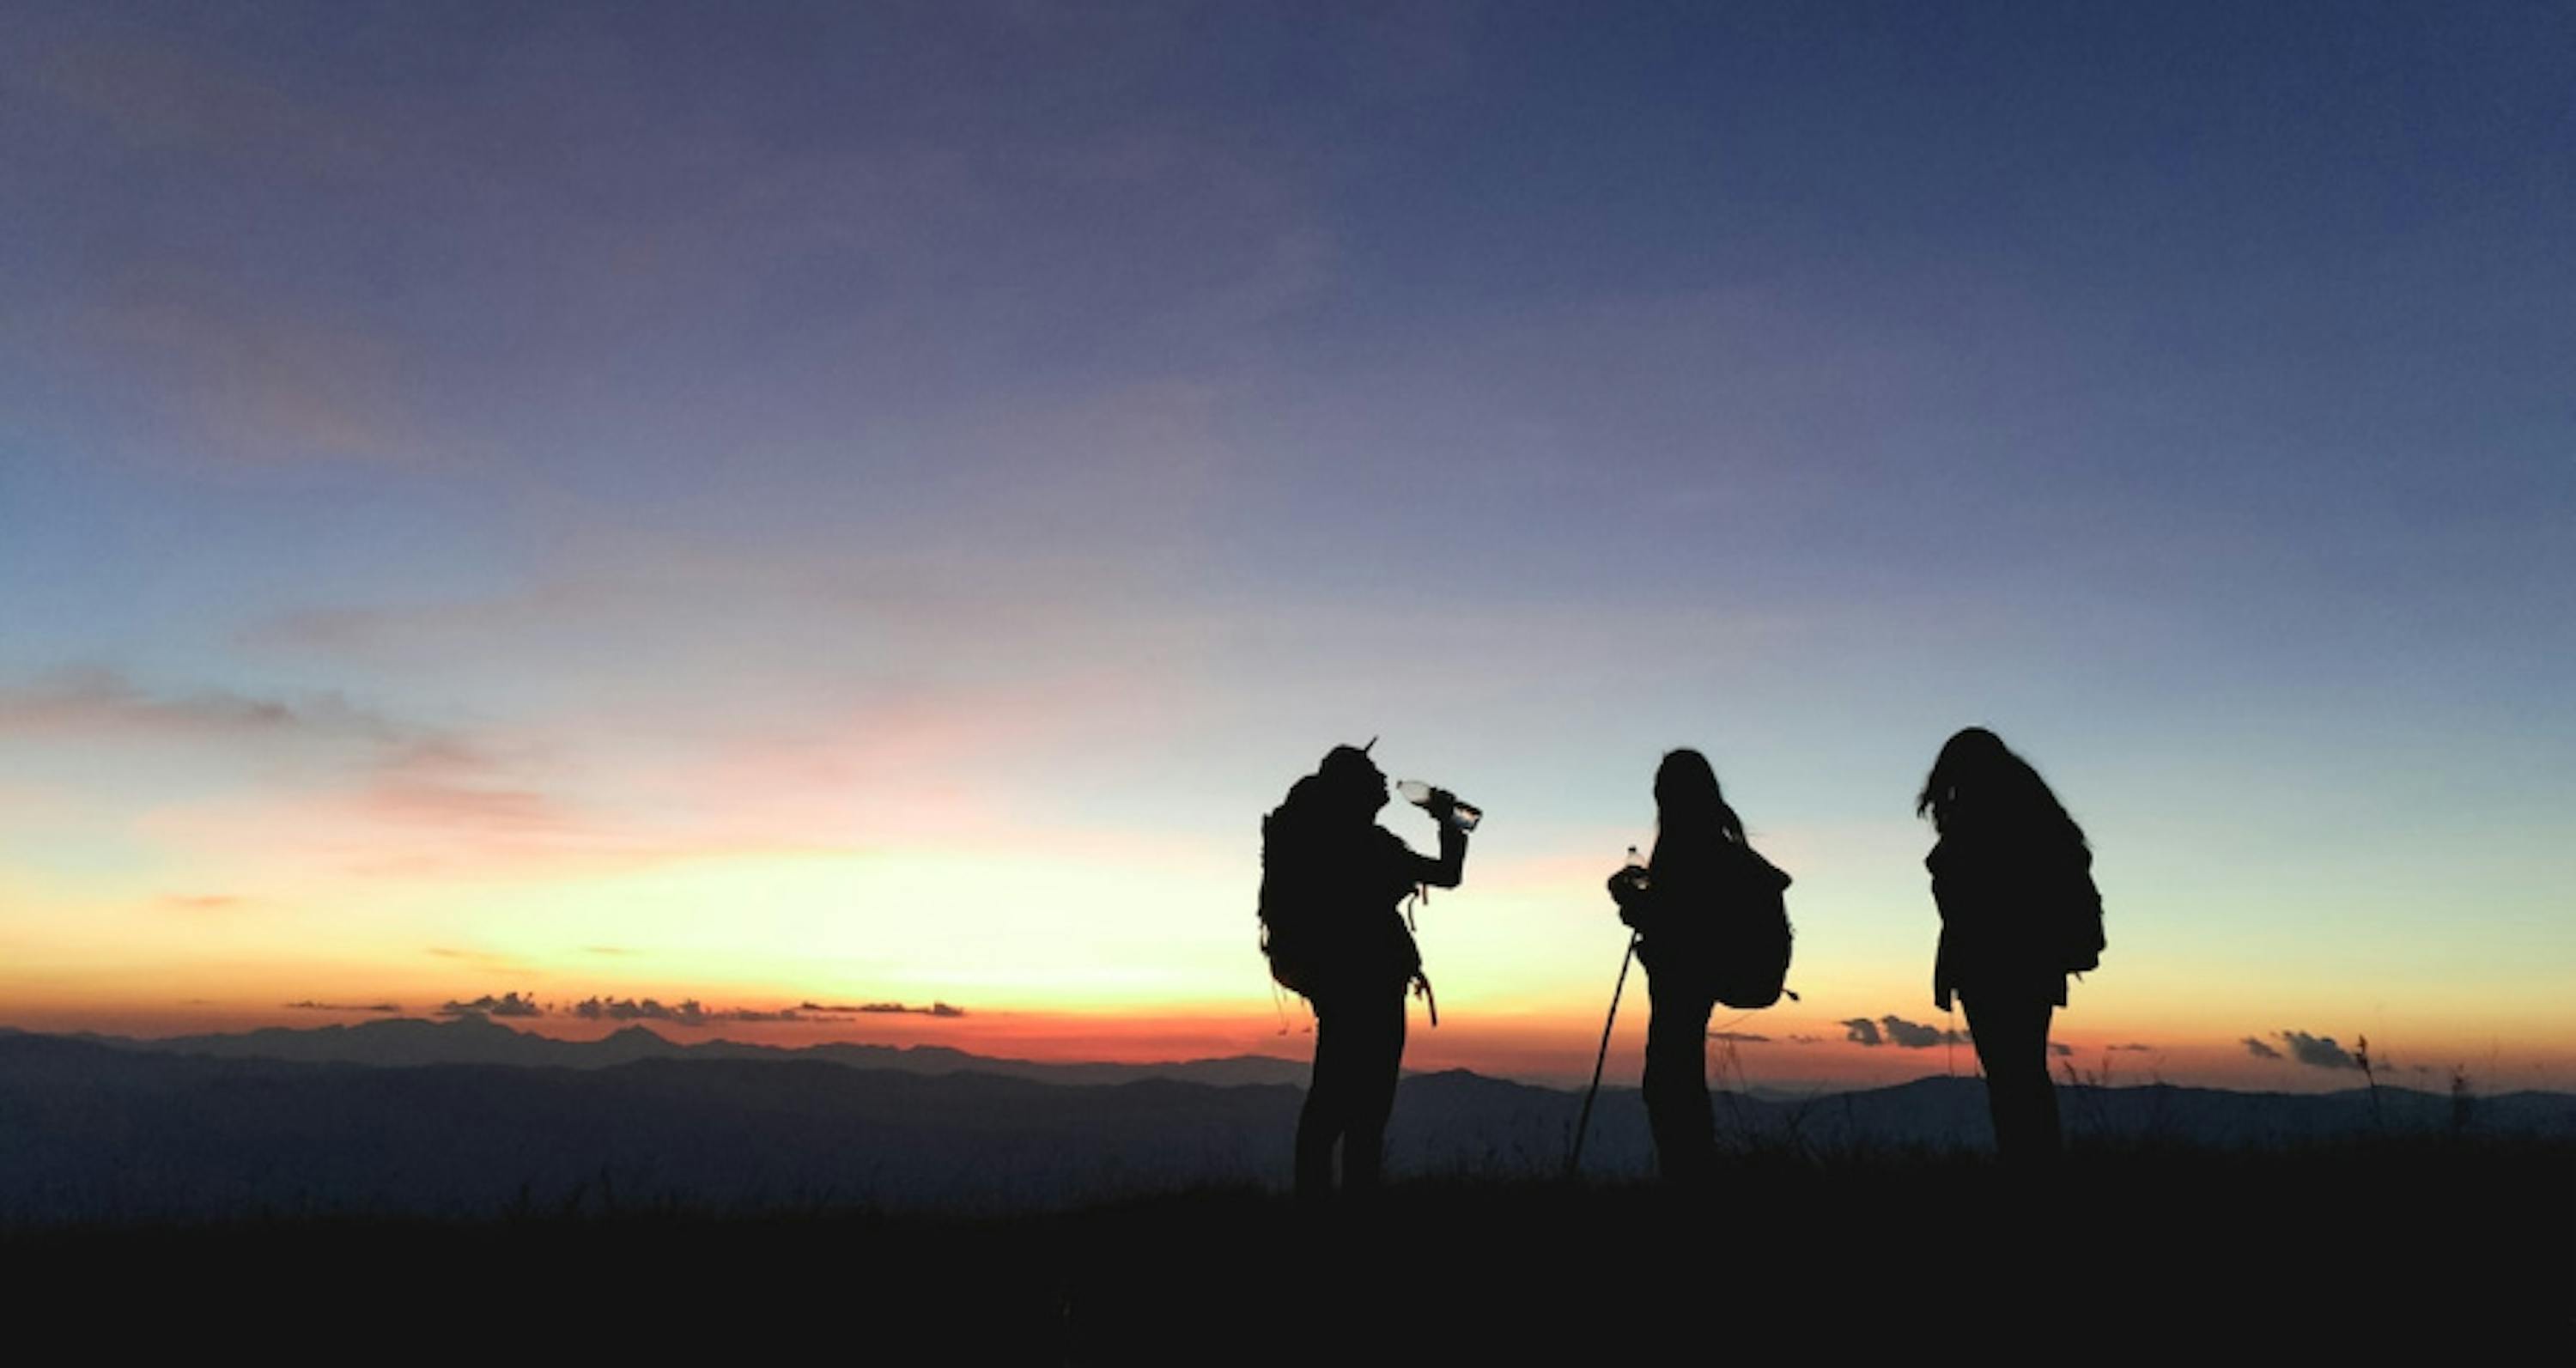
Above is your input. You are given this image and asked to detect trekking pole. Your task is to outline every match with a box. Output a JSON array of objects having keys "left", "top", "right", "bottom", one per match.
[{"left": 1565, "top": 931, "right": 1640, "bottom": 1179}]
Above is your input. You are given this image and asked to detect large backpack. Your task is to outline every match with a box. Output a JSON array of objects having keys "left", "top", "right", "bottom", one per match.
[
  {"left": 2059, "top": 857, "right": 2106, "bottom": 976},
  {"left": 1257, "top": 797, "right": 1327, "bottom": 998},
  {"left": 1708, "top": 847, "right": 1795, "bottom": 1011},
  {"left": 1258, "top": 795, "right": 1425, "bottom": 1000}
]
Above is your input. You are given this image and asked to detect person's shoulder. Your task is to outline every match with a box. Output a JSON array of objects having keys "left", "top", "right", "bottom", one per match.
[{"left": 1740, "top": 842, "right": 1791, "bottom": 890}]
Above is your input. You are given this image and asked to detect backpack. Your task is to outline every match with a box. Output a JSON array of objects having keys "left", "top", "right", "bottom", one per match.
[
  {"left": 1258, "top": 796, "right": 1426, "bottom": 1001},
  {"left": 1257, "top": 799, "right": 1326, "bottom": 998},
  {"left": 1707, "top": 847, "right": 1795, "bottom": 1011},
  {"left": 2060, "top": 860, "right": 2106, "bottom": 976}
]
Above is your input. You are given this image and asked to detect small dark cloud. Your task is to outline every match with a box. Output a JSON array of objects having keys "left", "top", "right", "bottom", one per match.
[
  {"left": 2276, "top": 1031, "right": 2360, "bottom": 1070},
  {"left": 2242, "top": 1036, "right": 2284, "bottom": 1061},
  {"left": 1878, "top": 1015, "right": 1967, "bottom": 1049},
  {"left": 800, "top": 1000, "right": 966, "bottom": 1018},
  {"left": 0, "top": 666, "right": 398, "bottom": 743},
  {"left": 1708, "top": 1031, "right": 1771, "bottom": 1043},
  {"left": 2049, "top": 1043, "right": 2074, "bottom": 1057},
  {"left": 2109, "top": 1043, "right": 2154, "bottom": 1053},
  {"left": 572, "top": 995, "right": 708, "bottom": 1027},
  {"left": 1840, "top": 1018, "right": 1882, "bottom": 1047},
  {"left": 438, "top": 991, "right": 544, "bottom": 1018},
  {"left": 284, "top": 1000, "right": 401, "bottom": 1013}
]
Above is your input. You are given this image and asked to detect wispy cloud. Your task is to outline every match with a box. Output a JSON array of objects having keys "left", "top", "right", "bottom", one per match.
[
  {"left": 3, "top": 671, "right": 587, "bottom": 854},
  {"left": 75, "top": 277, "right": 420, "bottom": 465},
  {"left": 2274, "top": 1031, "right": 2362, "bottom": 1071},
  {"left": 801, "top": 1000, "right": 968, "bottom": 1018},
  {"left": 284, "top": 1000, "right": 401, "bottom": 1013},
  {"left": 1844, "top": 1015, "right": 1967, "bottom": 1049},
  {"left": 356, "top": 761, "right": 575, "bottom": 836},
  {"left": 0, "top": 667, "right": 396, "bottom": 745},
  {"left": 570, "top": 996, "right": 705, "bottom": 1026},
  {"left": 426, "top": 992, "right": 969, "bottom": 1028},
  {"left": 567, "top": 996, "right": 978, "bottom": 1026},
  {"left": 438, "top": 992, "right": 544, "bottom": 1018},
  {"left": 2242, "top": 1031, "right": 2363, "bottom": 1069}
]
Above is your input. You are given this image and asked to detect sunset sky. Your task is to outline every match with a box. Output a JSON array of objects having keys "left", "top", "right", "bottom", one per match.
[{"left": 3, "top": 3, "right": 2568, "bottom": 1091}]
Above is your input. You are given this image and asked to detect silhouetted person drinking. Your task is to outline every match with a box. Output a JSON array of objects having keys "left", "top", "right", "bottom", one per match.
[
  {"left": 1259, "top": 743, "right": 1468, "bottom": 1207},
  {"left": 1917, "top": 727, "right": 2105, "bottom": 1167},
  {"left": 1607, "top": 749, "right": 1791, "bottom": 1183}
]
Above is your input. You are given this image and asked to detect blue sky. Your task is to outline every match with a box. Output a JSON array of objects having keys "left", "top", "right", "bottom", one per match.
[{"left": 2, "top": 2, "right": 2569, "bottom": 1084}]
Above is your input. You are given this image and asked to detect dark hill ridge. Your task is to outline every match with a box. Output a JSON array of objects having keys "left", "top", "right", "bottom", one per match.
[
  {"left": 48, "top": 1014, "right": 1314, "bottom": 1086},
  {"left": 0, "top": 1030, "right": 2569, "bottom": 1226}
]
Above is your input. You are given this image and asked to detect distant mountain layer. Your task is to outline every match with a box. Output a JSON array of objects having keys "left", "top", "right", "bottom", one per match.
[
  {"left": 58, "top": 1013, "right": 1315, "bottom": 1085},
  {"left": 0, "top": 1029, "right": 2568, "bottom": 1225}
]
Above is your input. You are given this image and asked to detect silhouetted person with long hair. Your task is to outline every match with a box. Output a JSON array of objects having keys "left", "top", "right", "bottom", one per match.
[
  {"left": 1917, "top": 727, "right": 2104, "bottom": 1167},
  {"left": 1260, "top": 743, "right": 1467, "bottom": 1207},
  {"left": 1608, "top": 749, "right": 1790, "bottom": 1183}
]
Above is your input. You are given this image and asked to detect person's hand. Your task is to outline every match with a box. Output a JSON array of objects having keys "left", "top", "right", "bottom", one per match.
[
  {"left": 1606, "top": 866, "right": 1649, "bottom": 915},
  {"left": 1424, "top": 787, "right": 1458, "bottom": 821}
]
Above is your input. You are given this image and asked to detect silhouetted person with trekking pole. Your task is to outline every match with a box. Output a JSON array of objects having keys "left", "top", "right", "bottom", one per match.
[
  {"left": 1606, "top": 749, "right": 1792, "bottom": 1183},
  {"left": 1257, "top": 742, "right": 1471, "bottom": 1208},
  {"left": 1917, "top": 727, "right": 2104, "bottom": 1168}
]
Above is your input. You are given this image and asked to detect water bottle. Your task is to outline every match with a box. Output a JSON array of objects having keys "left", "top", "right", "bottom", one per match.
[
  {"left": 1394, "top": 779, "right": 1482, "bottom": 833},
  {"left": 1621, "top": 845, "right": 1649, "bottom": 892}
]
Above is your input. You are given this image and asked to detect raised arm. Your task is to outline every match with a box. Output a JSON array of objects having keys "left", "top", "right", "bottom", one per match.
[
  {"left": 1389, "top": 789, "right": 1468, "bottom": 891},
  {"left": 1418, "top": 816, "right": 1467, "bottom": 889}
]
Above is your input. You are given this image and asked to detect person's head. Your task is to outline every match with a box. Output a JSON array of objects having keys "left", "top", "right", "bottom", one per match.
[
  {"left": 1654, "top": 747, "right": 1746, "bottom": 845},
  {"left": 1915, "top": 727, "right": 2083, "bottom": 843},
  {"left": 1313, "top": 740, "right": 1389, "bottom": 819}
]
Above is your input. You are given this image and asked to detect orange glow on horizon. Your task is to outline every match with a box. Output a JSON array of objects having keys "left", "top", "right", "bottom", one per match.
[{"left": 9, "top": 991, "right": 2561, "bottom": 1095}]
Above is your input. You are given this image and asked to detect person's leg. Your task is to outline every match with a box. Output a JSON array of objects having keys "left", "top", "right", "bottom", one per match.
[
  {"left": 1965, "top": 992, "right": 2059, "bottom": 1165},
  {"left": 1296, "top": 994, "right": 1349, "bottom": 1203},
  {"left": 2027, "top": 998, "right": 2062, "bottom": 1156},
  {"left": 1339, "top": 985, "right": 1407, "bottom": 1195},
  {"left": 1641, "top": 978, "right": 1715, "bottom": 1183}
]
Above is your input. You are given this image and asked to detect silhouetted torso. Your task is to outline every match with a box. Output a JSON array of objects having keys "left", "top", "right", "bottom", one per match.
[
  {"left": 1266, "top": 802, "right": 1437, "bottom": 995},
  {"left": 1620, "top": 836, "right": 1790, "bottom": 1182},
  {"left": 1928, "top": 824, "right": 2096, "bottom": 1010}
]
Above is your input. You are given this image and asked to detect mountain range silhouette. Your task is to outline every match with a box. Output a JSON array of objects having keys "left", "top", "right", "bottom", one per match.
[
  {"left": 55, "top": 1012, "right": 1315, "bottom": 1085},
  {"left": 3, "top": 1021, "right": 2568, "bottom": 1225}
]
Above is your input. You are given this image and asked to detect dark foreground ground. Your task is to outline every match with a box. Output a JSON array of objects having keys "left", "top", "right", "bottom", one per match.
[{"left": 7, "top": 1139, "right": 2568, "bottom": 1366}]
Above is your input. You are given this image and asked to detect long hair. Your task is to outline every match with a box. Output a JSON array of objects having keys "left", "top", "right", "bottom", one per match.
[
  {"left": 1652, "top": 748, "right": 1745, "bottom": 866},
  {"left": 1915, "top": 727, "right": 2087, "bottom": 847}
]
